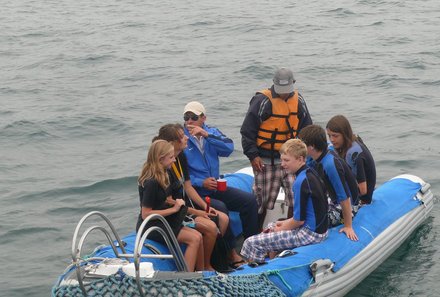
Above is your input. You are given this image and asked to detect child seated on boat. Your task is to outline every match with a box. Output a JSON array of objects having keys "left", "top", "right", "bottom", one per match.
[
  {"left": 326, "top": 115, "right": 376, "bottom": 205},
  {"left": 240, "top": 139, "right": 329, "bottom": 264},
  {"left": 136, "top": 139, "right": 205, "bottom": 272},
  {"left": 154, "top": 124, "right": 229, "bottom": 271},
  {"left": 299, "top": 125, "right": 360, "bottom": 241}
]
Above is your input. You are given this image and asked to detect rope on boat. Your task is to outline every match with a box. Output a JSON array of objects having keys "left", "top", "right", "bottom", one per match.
[
  {"left": 266, "top": 269, "right": 293, "bottom": 291},
  {"left": 52, "top": 271, "right": 287, "bottom": 297}
]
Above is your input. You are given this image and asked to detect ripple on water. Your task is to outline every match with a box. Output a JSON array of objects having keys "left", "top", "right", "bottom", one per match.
[
  {"left": 237, "top": 64, "right": 275, "bottom": 80},
  {"left": 0, "top": 120, "right": 60, "bottom": 143},
  {"left": 16, "top": 175, "right": 137, "bottom": 203},
  {"left": 1, "top": 0, "right": 440, "bottom": 296},
  {"left": 327, "top": 7, "right": 356, "bottom": 16},
  {"left": 1, "top": 226, "right": 60, "bottom": 245},
  {"left": 347, "top": 219, "right": 437, "bottom": 297},
  {"left": 422, "top": 79, "right": 440, "bottom": 86}
]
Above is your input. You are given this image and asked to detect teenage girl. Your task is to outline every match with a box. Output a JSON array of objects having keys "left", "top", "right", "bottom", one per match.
[
  {"left": 153, "top": 125, "right": 225, "bottom": 271},
  {"left": 326, "top": 115, "right": 376, "bottom": 204},
  {"left": 136, "top": 139, "right": 204, "bottom": 271}
]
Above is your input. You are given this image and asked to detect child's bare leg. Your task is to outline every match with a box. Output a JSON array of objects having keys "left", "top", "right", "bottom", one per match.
[
  {"left": 177, "top": 227, "right": 203, "bottom": 271},
  {"left": 195, "top": 216, "right": 217, "bottom": 270}
]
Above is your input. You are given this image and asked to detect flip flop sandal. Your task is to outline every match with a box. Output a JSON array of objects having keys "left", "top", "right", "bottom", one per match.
[
  {"left": 247, "top": 261, "right": 267, "bottom": 268},
  {"left": 217, "top": 267, "right": 235, "bottom": 274},
  {"left": 276, "top": 250, "right": 297, "bottom": 258}
]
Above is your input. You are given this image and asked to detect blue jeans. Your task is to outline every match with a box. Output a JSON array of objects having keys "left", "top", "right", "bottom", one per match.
[{"left": 209, "top": 186, "right": 259, "bottom": 239}]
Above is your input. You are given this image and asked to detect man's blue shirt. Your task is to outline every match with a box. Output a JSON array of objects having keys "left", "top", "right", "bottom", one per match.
[{"left": 183, "top": 124, "right": 234, "bottom": 196}]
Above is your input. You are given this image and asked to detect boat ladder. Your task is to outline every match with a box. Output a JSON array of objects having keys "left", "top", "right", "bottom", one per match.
[{"left": 70, "top": 211, "right": 188, "bottom": 297}]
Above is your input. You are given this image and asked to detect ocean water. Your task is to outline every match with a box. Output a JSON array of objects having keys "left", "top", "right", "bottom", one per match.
[{"left": 1, "top": 0, "right": 439, "bottom": 296}]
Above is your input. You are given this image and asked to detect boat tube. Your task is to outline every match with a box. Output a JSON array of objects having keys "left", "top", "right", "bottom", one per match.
[{"left": 52, "top": 169, "right": 434, "bottom": 297}]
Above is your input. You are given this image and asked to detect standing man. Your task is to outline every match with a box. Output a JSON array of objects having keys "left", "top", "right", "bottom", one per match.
[
  {"left": 182, "top": 101, "right": 259, "bottom": 267},
  {"left": 240, "top": 67, "right": 312, "bottom": 227}
]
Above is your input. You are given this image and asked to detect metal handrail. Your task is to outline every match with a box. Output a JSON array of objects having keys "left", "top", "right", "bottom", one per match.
[
  {"left": 71, "top": 211, "right": 127, "bottom": 259},
  {"left": 135, "top": 213, "right": 188, "bottom": 272},
  {"left": 135, "top": 226, "right": 185, "bottom": 270},
  {"left": 70, "top": 211, "right": 188, "bottom": 297},
  {"left": 133, "top": 214, "right": 189, "bottom": 297},
  {"left": 71, "top": 211, "right": 128, "bottom": 296},
  {"left": 77, "top": 226, "right": 125, "bottom": 259}
]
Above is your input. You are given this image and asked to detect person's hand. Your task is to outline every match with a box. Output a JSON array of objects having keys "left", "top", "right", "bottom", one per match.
[
  {"left": 208, "top": 207, "right": 218, "bottom": 216},
  {"left": 195, "top": 209, "right": 210, "bottom": 219},
  {"left": 166, "top": 196, "right": 176, "bottom": 206},
  {"left": 203, "top": 177, "right": 217, "bottom": 191},
  {"left": 174, "top": 199, "right": 185, "bottom": 209},
  {"left": 339, "top": 226, "right": 358, "bottom": 241},
  {"left": 186, "top": 124, "right": 208, "bottom": 138},
  {"left": 251, "top": 157, "right": 264, "bottom": 172}
]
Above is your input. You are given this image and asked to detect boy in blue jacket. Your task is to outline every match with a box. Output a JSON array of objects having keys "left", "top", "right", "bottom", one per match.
[
  {"left": 298, "top": 125, "right": 359, "bottom": 241},
  {"left": 241, "top": 139, "right": 328, "bottom": 264}
]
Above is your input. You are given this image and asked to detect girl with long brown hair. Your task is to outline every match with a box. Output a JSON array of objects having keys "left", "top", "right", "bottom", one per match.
[
  {"left": 326, "top": 115, "right": 376, "bottom": 204},
  {"left": 154, "top": 124, "right": 229, "bottom": 271}
]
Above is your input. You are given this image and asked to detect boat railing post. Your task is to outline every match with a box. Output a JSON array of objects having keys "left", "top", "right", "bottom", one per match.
[
  {"left": 134, "top": 213, "right": 188, "bottom": 271},
  {"left": 132, "top": 226, "right": 186, "bottom": 297},
  {"left": 70, "top": 211, "right": 128, "bottom": 296},
  {"left": 132, "top": 214, "right": 189, "bottom": 297},
  {"left": 76, "top": 226, "right": 121, "bottom": 259},
  {"left": 69, "top": 211, "right": 188, "bottom": 296},
  {"left": 71, "top": 211, "right": 127, "bottom": 260}
]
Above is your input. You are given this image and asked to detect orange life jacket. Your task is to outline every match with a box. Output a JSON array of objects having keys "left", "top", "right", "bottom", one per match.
[{"left": 256, "top": 89, "right": 300, "bottom": 151}]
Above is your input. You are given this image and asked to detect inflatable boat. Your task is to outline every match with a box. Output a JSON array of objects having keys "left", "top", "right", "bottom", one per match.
[{"left": 52, "top": 168, "right": 434, "bottom": 297}]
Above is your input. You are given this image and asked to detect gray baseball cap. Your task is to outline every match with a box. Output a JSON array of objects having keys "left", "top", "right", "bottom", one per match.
[{"left": 273, "top": 68, "right": 295, "bottom": 94}]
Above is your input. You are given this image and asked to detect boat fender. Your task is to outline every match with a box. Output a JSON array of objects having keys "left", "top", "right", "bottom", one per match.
[{"left": 310, "top": 259, "right": 334, "bottom": 282}]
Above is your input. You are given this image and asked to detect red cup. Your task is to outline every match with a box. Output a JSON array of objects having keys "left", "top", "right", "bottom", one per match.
[
  {"left": 217, "top": 179, "right": 227, "bottom": 192},
  {"left": 205, "top": 196, "right": 211, "bottom": 213}
]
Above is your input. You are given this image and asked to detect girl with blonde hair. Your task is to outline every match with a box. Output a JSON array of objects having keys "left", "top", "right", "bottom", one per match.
[
  {"left": 154, "top": 124, "right": 228, "bottom": 271},
  {"left": 136, "top": 139, "right": 204, "bottom": 272}
]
